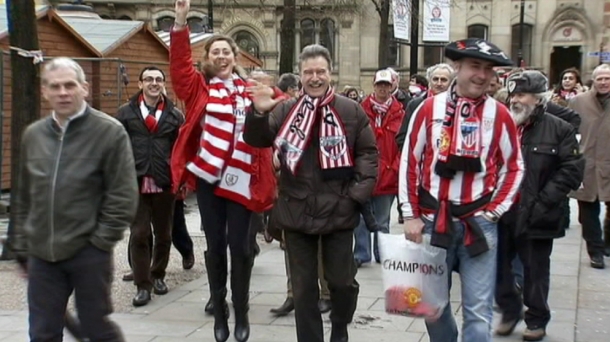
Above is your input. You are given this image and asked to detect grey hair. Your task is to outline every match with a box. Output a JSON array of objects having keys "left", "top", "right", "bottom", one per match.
[
  {"left": 43, "top": 57, "right": 86, "bottom": 84},
  {"left": 426, "top": 63, "right": 454, "bottom": 80},
  {"left": 534, "top": 90, "right": 553, "bottom": 106},
  {"left": 592, "top": 64, "right": 610, "bottom": 80},
  {"left": 298, "top": 44, "right": 333, "bottom": 71}
]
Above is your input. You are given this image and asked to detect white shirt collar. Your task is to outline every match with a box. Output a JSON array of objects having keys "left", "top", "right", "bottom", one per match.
[{"left": 52, "top": 102, "right": 88, "bottom": 131}]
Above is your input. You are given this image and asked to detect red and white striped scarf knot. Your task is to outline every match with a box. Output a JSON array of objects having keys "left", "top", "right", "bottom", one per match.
[
  {"left": 139, "top": 93, "right": 165, "bottom": 133},
  {"left": 369, "top": 95, "right": 393, "bottom": 128},
  {"left": 274, "top": 87, "right": 353, "bottom": 175}
]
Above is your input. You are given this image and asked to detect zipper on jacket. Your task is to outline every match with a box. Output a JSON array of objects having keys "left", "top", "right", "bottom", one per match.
[{"left": 48, "top": 128, "right": 66, "bottom": 261}]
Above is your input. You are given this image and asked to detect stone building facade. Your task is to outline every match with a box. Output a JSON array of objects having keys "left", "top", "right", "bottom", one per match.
[{"left": 83, "top": 0, "right": 608, "bottom": 92}]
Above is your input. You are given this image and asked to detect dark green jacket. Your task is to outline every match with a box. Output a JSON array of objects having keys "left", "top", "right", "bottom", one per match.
[{"left": 11, "top": 106, "right": 139, "bottom": 262}]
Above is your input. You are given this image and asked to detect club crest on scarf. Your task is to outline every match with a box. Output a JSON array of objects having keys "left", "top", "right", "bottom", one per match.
[
  {"left": 434, "top": 82, "right": 485, "bottom": 178},
  {"left": 274, "top": 88, "right": 353, "bottom": 174}
]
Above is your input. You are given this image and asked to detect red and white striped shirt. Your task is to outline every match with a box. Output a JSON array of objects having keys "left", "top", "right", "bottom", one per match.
[{"left": 398, "top": 92, "right": 524, "bottom": 219}]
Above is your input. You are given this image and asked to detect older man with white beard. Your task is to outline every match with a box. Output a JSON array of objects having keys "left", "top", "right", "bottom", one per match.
[{"left": 494, "top": 71, "right": 584, "bottom": 341}]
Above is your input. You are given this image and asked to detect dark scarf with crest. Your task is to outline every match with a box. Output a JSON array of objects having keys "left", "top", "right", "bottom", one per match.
[{"left": 434, "top": 82, "right": 487, "bottom": 179}]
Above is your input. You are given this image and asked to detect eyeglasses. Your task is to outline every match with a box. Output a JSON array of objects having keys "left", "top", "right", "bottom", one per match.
[
  {"left": 142, "top": 77, "right": 165, "bottom": 83},
  {"left": 431, "top": 77, "right": 449, "bottom": 83}
]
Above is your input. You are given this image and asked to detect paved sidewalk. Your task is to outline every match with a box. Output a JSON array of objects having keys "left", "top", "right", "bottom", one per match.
[{"left": 0, "top": 199, "right": 608, "bottom": 341}]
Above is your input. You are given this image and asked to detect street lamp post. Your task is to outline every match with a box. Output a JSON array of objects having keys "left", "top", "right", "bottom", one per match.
[
  {"left": 207, "top": 0, "right": 214, "bottom": 33},
  {"left": 517, "top": 0, "right": 525, "bottom": 67}
]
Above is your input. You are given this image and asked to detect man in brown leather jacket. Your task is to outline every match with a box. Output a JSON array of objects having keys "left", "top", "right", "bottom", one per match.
[{"left": 244, "top": 44, "right": 378, "bottom": 342}]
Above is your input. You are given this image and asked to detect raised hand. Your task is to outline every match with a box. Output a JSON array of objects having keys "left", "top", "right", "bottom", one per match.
[
  {"left": 247, "top": 79, "right": 281, "bottom": 114},
  {"left": 175, "top": 0, "right": 190, "bottom": 25}
]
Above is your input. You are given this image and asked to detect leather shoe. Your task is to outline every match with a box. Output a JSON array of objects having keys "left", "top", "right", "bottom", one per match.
[
  {"left": 604, "top": 247, "right": 610, "bottom": 257},
  {"left": 318, "top": 298, "right": 332, "bottom": 313},
  {"left": 205, "top": 297, "right": 214, "bottom": 315},
  {"left": 132, "top": 289, "right": 151, "bottom": 307},
  {"left": 182, "top": 253, "right": 195, "bottom": 270},
  {"left": 330, "top": 324, "right": 348, "bottom": 342},
  {"left": 270, "top": 297, "right": 294, "bottom": 316},
  {"left": 153, "top": 279, "right": 169, "bottom": 295},
  {"left": 122, "top": 272, "right": 134, "bottom": 282},
  {"left": 523, "top": 327, "right": 546, "bottom": 341},
  {"left": 591, "top": 255, "right": 606, "bottom": 269},
  {"left": 495, "top": 315, "right": 522, "bottom": 336}
]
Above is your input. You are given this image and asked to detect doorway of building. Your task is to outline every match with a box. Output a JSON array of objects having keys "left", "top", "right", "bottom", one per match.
[{"left": 550, "top": 45, "right": 582, "bottom": 88}]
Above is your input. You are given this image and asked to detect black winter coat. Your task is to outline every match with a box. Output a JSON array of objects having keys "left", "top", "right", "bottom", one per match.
[
  {"left": 505, "top": 108, "right": 584, "bottom": 239},
  {"left": 116, "top": 93, "right": 184, "bottom": 190}
]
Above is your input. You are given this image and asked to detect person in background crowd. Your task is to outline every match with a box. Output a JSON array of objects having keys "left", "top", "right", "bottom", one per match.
[
  {"left": 116, "top": 66, "right": 184, "bottom": 307},
  {"left": 172, "top": 190, "right": 195, "bottom": 270},
  {"left": 244, "top": 43, "right": 378, "bottom": 342},
  {"left": 277, "top": 73, "right": 301, "bottom": 99},
  {"left": 170, "top": 1, "right": 277, "bottom": 341},
  {"left": 568, "top": 63, "right": 610, "bottom": 269},
  {"left": 495, "top": 70, "right": 583, "bottom": 341},
  {"left": 387, "top": 68, "right": 412, "bottom": 110},
  {"left": 343, "top": 86, "right": 361, "bottom": 103},
  {"left": 487, "top": 71, "right": 502, "bottom": 97},
  {"left": 400, "top": 38, "right": 523, "bottom": 342},
  {"left": 408, "top": 74, "right": 429, "bottom": 97},
  {"left": 353, "top": 69, "right": 405, "bottom": 268},
  {"left": 395, "top": 63, "right": 454, "bottom": 150},
  {"left": 552, "top": 67, "right": 585, "bottom": 103},
  {"left": 10, "top": 57, "right": 138, "bottom": 341}
]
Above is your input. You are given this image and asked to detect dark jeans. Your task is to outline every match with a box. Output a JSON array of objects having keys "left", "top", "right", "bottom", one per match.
[
  {"left": 495, "top": 219, "right": 554, "bottom": 329},
  {"left": 28, "top": 244, "right": 124, "bottom": 342},
  {"left": 172, "top": 199, "right": 194, "bottom": 258},
  {"left": 577, "top": 200, "right": 606, "bottom": 258},
  {"left": 196, "top": 179, "right": 252, "bottom": 257},
  {"left": 130, "top": 192, "right": 175, "bottom": 291},
  {"left": 284, "top": 229, "right": 359, "bottom": 342}
]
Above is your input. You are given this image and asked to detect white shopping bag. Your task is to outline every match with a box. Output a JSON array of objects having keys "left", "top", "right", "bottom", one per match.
[{"left": 378, "top": 233, "right": 448, "bottom": 320}]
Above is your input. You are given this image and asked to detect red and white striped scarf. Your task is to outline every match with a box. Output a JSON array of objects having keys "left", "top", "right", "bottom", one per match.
[
  {"left": 274, "top": 87, "right": 353, "bottom": 175},
  {"left": 369, "top": 95, "right": 393, "bottom": 128},
  {"left": 559, "top": 88, "right": 578, "bottom": 101},
  {"left": 187, "top": 74, "right": 253, "bottom": 204},
  {"left": 139, "top": 93, "right": 164, "bottom": 133}
]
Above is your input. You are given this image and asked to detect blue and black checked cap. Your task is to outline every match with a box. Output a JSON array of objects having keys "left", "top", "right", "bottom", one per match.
[
  {"left": 506, "top": 70, "right": 548, "bottom": 96},
  {"left": 445, "top": 38, "right": 513, "bottom": 67}
]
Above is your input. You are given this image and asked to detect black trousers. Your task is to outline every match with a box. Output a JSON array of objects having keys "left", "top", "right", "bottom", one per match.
[
  {"left": 196, "top": 179, "right": 252, "bottom": 258},
  {"left": 172, "top": 199, "right": 194, "bottom": 258},
  {"left": 285, "top": 229, "right": 359, "bottom": 342},
  {"left": 577, "top": 200, "right": 606, "bottom": 258},
  {"left": 495, "top": 219, "right": 554, "bottom": 329},
  {"left": 28, "top": 244, "right": 124, "bottom": 342},
  {"left": 127, "top": 200, "right": 193, "bottom": 268},
  {"left": 130, "top": 192, "right": 175, "bottom": 291}
]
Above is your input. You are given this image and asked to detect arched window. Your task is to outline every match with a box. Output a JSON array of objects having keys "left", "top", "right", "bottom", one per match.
[
  {"left": 188, "top": 17, "right": 206, "bottom": 33},
  {"left": 511, "top": 24, "right": 533, "bottom": 66},
  {"left": 118, "top": 15, "right": 132, "bottom": 21},
  {"left": 300, "top": 19, "right": 315, "bottom": 51},
  {"left": 157, "top": 16, "right": 175, "bottom": 32},
  {"left": 233, "top": 30, "right": 260, "bottom": 58},
  {"left": 467, "top": 24, "right": 488, "bottom": 40},
  {"left": 319, "top": 18, "right": 335, "bottom": 58}
]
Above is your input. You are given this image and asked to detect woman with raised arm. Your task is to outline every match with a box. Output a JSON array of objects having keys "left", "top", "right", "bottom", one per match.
[{"left": 169, "top": 1, "right": 276, "bottom": 341}]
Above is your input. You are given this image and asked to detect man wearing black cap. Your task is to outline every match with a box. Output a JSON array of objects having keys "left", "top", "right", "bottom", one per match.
[
  {"left": 494, "top": 70, "right": 583, "bottom": 341},
  {"left": 399, "top": 38, "right": 524, "bottom": 342}
]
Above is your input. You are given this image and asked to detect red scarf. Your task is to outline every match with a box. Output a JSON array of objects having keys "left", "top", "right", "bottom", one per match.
[
  {"left": 274, "top": 87, "right": 353, "bottom": 175},
  {"left": 435, "top": 82, "right": 486, "bottom": 179},
  {"left": 139, "top": 93, "right": 165, "bottom": 133},
  {"left": 559, "top": 88, "right": 578, "bottom": 101},
  {"left": 187, "top": 74, "right": 254, "bottom": 203},
  {"left": 369, "top": 95, "right": 393, "bottom": 127}
]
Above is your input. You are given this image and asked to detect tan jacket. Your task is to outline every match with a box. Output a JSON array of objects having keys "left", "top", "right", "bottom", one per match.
[{"left": 569, "top": 89, "right": 610, "bottom": 202}]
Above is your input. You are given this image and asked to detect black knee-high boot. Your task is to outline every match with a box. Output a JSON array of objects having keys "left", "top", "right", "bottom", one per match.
[
  {"left": 231, "top": 254, "right": 254, "bottom": 342},
  {"left": 204, "top": 251, "right": 230, "bottom": 342}
]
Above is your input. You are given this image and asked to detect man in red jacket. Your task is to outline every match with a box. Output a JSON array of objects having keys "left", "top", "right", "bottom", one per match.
[{"left": 353, "top": 69, "right": 405, "bottom": 267}]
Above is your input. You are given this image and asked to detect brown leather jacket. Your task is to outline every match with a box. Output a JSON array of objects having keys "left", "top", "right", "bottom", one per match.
[{"left": 244, "top": 95, "right": 378, "bottom": 234}]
